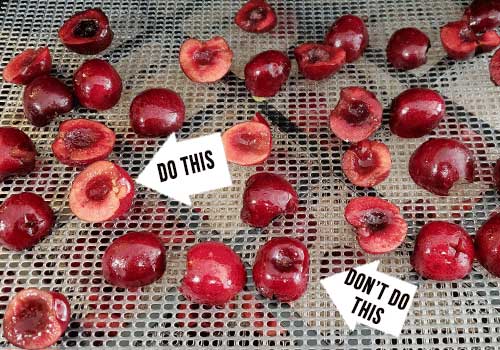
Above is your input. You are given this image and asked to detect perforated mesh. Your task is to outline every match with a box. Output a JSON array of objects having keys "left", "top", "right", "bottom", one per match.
[{"left": 0, "top": 0, "right": 499, "bottom": 349}]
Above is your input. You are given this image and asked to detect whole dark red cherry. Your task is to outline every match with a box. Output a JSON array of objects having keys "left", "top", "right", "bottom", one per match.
[
  {"left": 102, "top": 232, "right": 166, "bottom": 288},
  {"left": 244, "top": 50, "right": 291, "bottom": 99},
  {"left": 409, "top": 138, "right": 475, "bottom": 196},
  {"left": 0, "top": 192, "right": 55, "bottom": 251},
  {"left": 129, "top": 88, "right": 186, "bottom": 137},
  {"left": 58, "top": 8, "right": 113, "bottom": 55},
  {"left": 390, "top": 88, "right": 446, "bottom": 138},
  {"left": 0, "top": 127, "right": 37, "bottom": 181},
  {"left": 23, "top": 75, "right": 73, "bottom": 127},
  {"left": 179, "top": 241, "right": 246, "bottom": 305},
  {"left": 386, "top": 27, "right": 430, "bottom": 70},
  {"left": 325, "top": 14, "right": 369, "bottom": 63},
  {"left": 3, "top": 288, "right": 71, "bottom": 350},
  {"left": 241, "top": 172, "right": 298, "bottom": 228},
  {"left": 2, "top": 47, "right": 52, "bottom": 85},
  {"left": 73, "top": 59, "right": 122, "bottom": 110},
  {"left": 411, "top": 221, "right": 475, "bottom": 280},
  {"left": 475, "top": 212, "right": 500, "bottom": 277},
  {"left": 253, "top": 237, "right": 309, "bottom": 302}
]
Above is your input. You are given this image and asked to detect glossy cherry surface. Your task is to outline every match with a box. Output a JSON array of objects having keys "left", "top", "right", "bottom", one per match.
[
  {"left": 294, "top": 43, "right": 346, "bottom": 80},
  {"left": 475, "top": 212, "right": 500, "bottom": 277},
  {"left": 325, "top": 14, "right": 368, "bottom": 63},
  {"left": 464, "top": 0, "right": 500, "bottom": 32},
  {"left": 2, "top": 47, "right": 52, "bottom": 85},
  {"left": 0, "top": 127, "right": 37, "bottom": 181},
  {"left": 386, "top": 27, "right": 430, "bottom": 70},
  {"left": 244, "top": 50, "right": 291, "bottom": 98}
]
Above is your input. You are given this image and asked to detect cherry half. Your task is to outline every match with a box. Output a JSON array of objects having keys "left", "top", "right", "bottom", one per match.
[
  {"left": 2, "top": 47, "right": 52, "bottom": 85},
  {"left": 294, "top": 43, "right": 346, "bottom": 80},
  {"left": 244, "top": 50, "right": 291, "bottom": 99},
  {"left": 179, "top": 241, "right": 246, "bottom": 305},
  {"left": 409, "top": 138, "right": 475, "bottom": 196},
  {"left": 58, "top": 8, "right": 113, "bottom": 55},
  {"left": 464, "top": 0, "right": 500, "bottom": 32},
  {"left": 3, "top": 288, "right": 71, "bottom": 350},
  {"left": 0, "top": 192, "right": 55, "bottom": 251},
  {"left": 412, "top": 221, "right": 475, "bottom": 280},
  {"left": 325, "top": 14, "right": 369, "bottom": 63},
  {"left": 386, "top": 27, "right": 430, "bottom": 70},
  {"left": 0, "top": 127, "right": 37, "bottom": 181},
  {"left": 475, "top": 212, "right": 500, "bottom": 277},
  {"left": 345, "top": 197, "right": 407, "bottom": 254},
  {"left": 253, "top": 237, "right": 309, "bottom": 302},
  {"left": 241, "top": 172, "right": 298, "bottom": 228},
  {"left": 52, "top": 119, "right": 116, "bottom": 166},
  {"left": 234, "top": 0, "right": 277, "bottom": 33},
  {"left": 102, "top": 232, "right": 166, "bottom": 288}
]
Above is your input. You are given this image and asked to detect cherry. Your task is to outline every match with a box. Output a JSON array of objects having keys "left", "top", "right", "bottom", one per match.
[
  {"left": 241, "top": 172, "right": 298, "bottom": 228},
  {"left": 179, "top": 241, "right": 246, "bottom": 305},
  {"left": 69, "top": 160, "right": 134, "bottom": 222},
  {"left": 345, "top": 197, "right": 407, "bottom": 254},
  {"left": 58, "top": 8, "right": 113, "bottom": 55},
  {"left": 253, "top": 237, "right": 309, "bottom": 302},
  {"left": 489, "top": 48, "right": 500, "bottom": 85},
  {"left": 0, "top": 192, "right": 54, "bottom": 251},
  {"left": 3, "top": 288, "right": 71, "bottom": 350},
  {"left": 0, "top": 127, "right": 37, "bottom": 181},
  {"left": 475, "top": 212, "right": 500, "bottom": 277},
  {"left": 23, "top": 75, "right": 73, "bottom": 127},
  {"left": 73, "top": 59, "right": 122, "bottom": 110},
  {"left": 494, "top": 159, "right": 500, "bottom": 190},
  {"left": 412, "top": 221, "right": 475, "bottom": 280},
  {"left": 386, "top": 27, "right": 430, "bottom": 70},
  {"left": 52, "top": 119, "right": 116, "bottom": 166},
  {"left": 464, "top": 0, "right": 500, "bottom": 32},
  {"left": 2, "top": 47, "right": 52, "bottom": 85},
  {"left": 294, "top": 43, "right": 346, "bottom": 80},
  {"left": 244, "top": 50, "right": 291, "bottom": 99},
  {"left": 390, "top": 88, "right": 445, "bottom": 138},
  {"left": 129, "top": 88, "right": 185, "bottom": 136},
  {"left": 409, "top": 138, "right": 475, "bottom": 196},
  {"left": 325, "top": 14, "right": 369, "bottom": 63},
  {"left": 102, "top": 232, "right": 166, "bottom": 288},
  {"left": 440, "top": 20, "right": 478, "bottom": 60},
  {"left": 234, "top": 0, "right": 277, "bottom": 33}
]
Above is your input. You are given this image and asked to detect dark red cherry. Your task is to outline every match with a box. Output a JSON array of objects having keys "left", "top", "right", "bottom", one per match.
[
  {"left": 234, "top": 0, "right": 277, "bottom": 33},
  {"left": 464, "top": 0, "right": 500, "bottom": 32},
  {"left": 386, "top": 27, "right": 430, "bottom": 70},
  {"left": 475, "top": 212, "right": 500, "bottom": 277},
  {"left": 244, "top": 50, "right": 291, "bottom": 99},
  {"left": 0, "top": 127, "right": 37, "bottom": 181},
  {"left": 325, "top": 15, "right": 369, "bottom": 63},
  {"left": 2, "top": 47, "right": 52, "bottom": 85},
  {"left": 294, "top": 43, "right": 346, "bottom": 80}
]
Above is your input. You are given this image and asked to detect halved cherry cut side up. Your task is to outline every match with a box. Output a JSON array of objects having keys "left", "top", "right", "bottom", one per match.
[
  {"left": 52, "top": 119, "right": 116, "bottom": 166},
  {"left": 58, "top": 8, "right": 113, "bottom": 55},
  {"left": 345, "top": 197, "right": 407, "bottom": 254},
  {"left": 2, "top": 47, "right": 52, "bottom": 85},
  {"left": 440, "top": 21, "right": 478, "bottom": 60},
  {"left": 69, "top": 160, "right": 134, "bottom": 223},
  {"left": 179, "top": 36, "right": 233, "bottom": 83},
  {"left": 341, "top": 140, "right": 391, "bottom": 188},
  {"left": 294, "top": 43, "right": 346, "bottom": 80},
  {"left": 329, "top": 87, "right": 383, "bottom": 142},
  {"left": 3, "top": 288, "right": 71, "bottom": 350},
  {"left": 234, "top": 0, "right": 277, "bottom": 33},
  {"left": 222, "top": 113, "right": 272, "bottom": 166}
]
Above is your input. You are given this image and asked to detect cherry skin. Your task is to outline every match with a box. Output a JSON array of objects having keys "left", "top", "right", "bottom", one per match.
[
  {"left": 325, "top": 14, "right": 369, "bottom": 63},
  {"left": 3, "top": 288, "right": 71, "bottom": 350},
  {"left": 2, "top": 47, "right": 52, "bottom": 85},
  {"left": 0, "top": 192, "right": 55, "bottom": 251},
  {"left": 179, "top": 241, "right": 246, "bottom": 305},
  {"left": 475, "top": 212, "right": 500, "bottom": 277},
  {"left": 102, "top": 232, "right": 166, "bottom": 288},
  {"left": 0, "top": 127, "right": 37, "bottom": 181},
  {"left": 390, "top": 88, "right": 446, "bottom": 138},
  {"left": 129, "top": 88, "right": 185, "bottom": 137},
  {"left": 73, "top": 59, "right": 122, "bottom": 110},
  {"left": 252, "top": 237, "right": 309, "bottom": 302},
  {"left": 494, "top": 159, "right": 500, "bottom": 191},
  {"left": 411, "top": 221, "right": 475, "bottom": 280},
  {"left": 241, "top": 172, "right": 299, "bottom": 228},
  {"left": 294, "top": 43, "right": 346, "bottom": 80},
  {"left": 386, "top": 27, "right": 430, "bottom": 70},
  {"left": 244, "top": 50, "right": 291, "bottom": 99},
  {"left": 464, "top": 0, "right": 500, "bottom": 32}
]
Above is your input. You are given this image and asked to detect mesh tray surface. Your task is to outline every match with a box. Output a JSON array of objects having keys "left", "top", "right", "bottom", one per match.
[{"left": 0, "top": 0, "right": 500, "bottom": 349}]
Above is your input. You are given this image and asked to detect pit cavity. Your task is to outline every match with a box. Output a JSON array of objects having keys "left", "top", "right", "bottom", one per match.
[
  {"left": 73, "top": 19, "right": 99, "bottom": 38},
  {"left": 248, "top": 7, "right": 266, "bottom": 22},
  {"left": 307, "top": 47, "right": 330, "bottom": 64},
  {"left": 16, "top": 297, "right": 49, "bottom": 334},
  {"left": 459, "top": 26, "right": 476, "bottom": 43},
  {"left": 64, "top": 127, "right": 99, "bottom": 149},
  {"left": 193, "top": 49, "right": 214, "bottom": 66},
  {"left": 344, "top": 100, "right": 370, "bottom": 125},
  {"left": 85, "top": 175, "right": 113, "bottom": 201},
  {"left": 363, "top": 211, "right": 389, "bottom": 232}
]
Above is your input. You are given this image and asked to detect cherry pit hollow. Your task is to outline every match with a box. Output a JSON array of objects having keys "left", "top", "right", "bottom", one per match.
[{"left": 136, "top": 133, "right": 232, "bottom": 206}]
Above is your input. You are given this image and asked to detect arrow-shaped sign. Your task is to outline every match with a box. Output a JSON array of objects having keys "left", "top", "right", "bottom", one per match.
[
  {"left": 136, "top": 133, "right": 232, "bottom": 206},
  {"left": 320, "top": 261, "right": 417, "bottom": 337}
]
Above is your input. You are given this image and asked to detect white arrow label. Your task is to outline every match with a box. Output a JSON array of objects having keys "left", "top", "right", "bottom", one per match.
[
  {"left": 320, "top": 261, "right": 417, "bottom": 337},
  {"left": 136, "top": 133, "right": 232, "bottom": 206}
]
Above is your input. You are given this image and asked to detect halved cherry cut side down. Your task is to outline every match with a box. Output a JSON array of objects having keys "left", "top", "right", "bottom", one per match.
[
  {"left": 58, "top": 8, "right": 113, "bottom": 55},
  {"left": 69, "top": 160, "right": 135, "bottom": 223},
  {"left": 222, "top": 113, "right": 272, "bottom": 166},
  {"left": 52, "top": 119, "right": 116, "bottom": 166},
  {"left": 345, "top": 197, "right": 407, "bottom": 254},
  {"left": 329, "top": 87, "right": 383, "bottom": 142},
  {"left": 294, "top": 43, "right": 346, "bottom": 80},
  {"left": 179, "top": 37, "right": 233, "bottom": 83},
  {"left": 234, "top": 0, "right": 277, "bottom": 33},
  {"left": 2, "top": 47, "right": 52, "bottom": 85},
  {"left": 3, "top": 288, "right": 71, "bottom": 350},
  {"left": 342, "top": 140, "right": 391, "bottom": 188}
]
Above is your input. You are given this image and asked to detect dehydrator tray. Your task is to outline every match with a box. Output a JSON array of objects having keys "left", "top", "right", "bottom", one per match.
[{"left": 1, "top": 0, "right": 500, "bottom": 349}]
